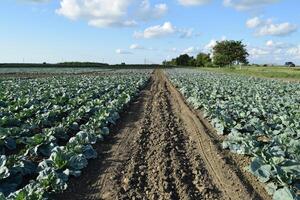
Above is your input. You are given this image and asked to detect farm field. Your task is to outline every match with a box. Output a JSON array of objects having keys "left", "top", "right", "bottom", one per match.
[
  {"left": 167, "top": 69, "right": 300, "bottom": 200},
  {"left": 0, "top": 68, "right": 299, "bottom": 200},
  {"left": 3, "top": 0, "right": 300, "bottom": 199},
  {"left": 0, "top": 67, "right": 115, "bottom": 74},
  {"left": 199, "top": 66, "right": 300, "bottom": 81},
  {"left": 0, "top": 67, "right": 115, "bottom": 79},
  {"left": 0, "top": 69, "right": 150, "bottom": 199}
]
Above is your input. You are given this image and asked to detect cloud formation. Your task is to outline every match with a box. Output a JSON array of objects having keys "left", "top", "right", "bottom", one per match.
[
  {"left": 257, "top": 23, "right": 297, "bottom": 36},
  {"left": 179, "top": 28, "right": 194, "bottom": 38},
  {"left": 56, "top": 0, "right": 134, "bottom": 27},
  {"left": 246, "top": 17, "right": 262, "bottom": 28},
  {"left": 134, "top": 22, "right": 198, "bottom": 39},
  {"left": 136, "top": 0, "right": 168, "bottom": 21},
  {"left": 224, "top": 0, "right": 280, "bottom": 11},
  {"left": 246, "top": 17, "right": 297, "bottom": 36},
  {"left": 248, "top": 40, "right": 300, "bottom": 63},
  {"left": 116, "top": 49, "right": 133, "bottom": 54},
  {"left": 204, "top": 36, "right": 227, "bottom": 52},
  {"left": 182, "top": 46, "right": 201, "bottom": 55},
  {"left": 134, "top": 22, "right": 176, "bottom": 39},
  {"left": 178, "top": 0, "right": 211, "bottom": 6},
  {"left": 129, "top": 44, "right": 145, "bottom": 50},
  {"left": 56, "top": 0, "right": 167, "bottom": 28},
  {"left": 287, "top": 45, "right": 300, "bottom": 58}
]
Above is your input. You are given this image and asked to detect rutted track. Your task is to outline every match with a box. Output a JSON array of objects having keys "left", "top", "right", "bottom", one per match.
[{"left": 58, "top": 69, "right": 266, "bottom": 200}]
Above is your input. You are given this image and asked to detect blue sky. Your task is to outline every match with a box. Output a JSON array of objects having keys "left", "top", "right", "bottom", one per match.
[{"left": 0, "top": 0, "right": 299, "bottom": 64}]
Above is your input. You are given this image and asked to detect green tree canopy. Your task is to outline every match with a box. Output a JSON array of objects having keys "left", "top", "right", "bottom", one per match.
[
  {"left": 212, "top": 40, "right": 249, "bottom": 67},
  {"left": 196, "top": 53, "right": 211, "bottom": 67},
  {"left": 162, "top": 52, "right": 212, "bottom": 67},
  {"left": 176, "top": 54, "right": 194, "bottom": 66}
]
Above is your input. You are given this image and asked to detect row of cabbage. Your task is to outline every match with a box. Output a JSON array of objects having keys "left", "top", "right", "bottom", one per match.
[
  {"left": 167, "top": 68, "right": 300, "bottom": 200},
  {"left": 0, "top": 71, "right": 150, "bottom": 199}
]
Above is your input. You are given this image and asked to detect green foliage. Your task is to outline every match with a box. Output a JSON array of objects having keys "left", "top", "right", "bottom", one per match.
[
  {"left": 201, "top": 66, "right": 300, "bottom": 81},
  {"left": 163, "top": 52, "right": 213, "bottom": 67},
  {"left": 0, "top": 156, "right": 10, "bottom": 179},
  {"left": 196, "top": 53, "right": 211, "bottom": 67},
  {"left": 168, "top": 68, "right": 300, "bottom": 200},
  {"left": 212, "top": 40, "right": 249, "bottom": 67},
  {"left": 175, "top": 54, "right": 194, "bottom": 66},
  {"left": 0, "top": 70, "right": 150, "bottom": 199},
  {"left": 164, "top": 53, "right": 213, "bottom": 67}
]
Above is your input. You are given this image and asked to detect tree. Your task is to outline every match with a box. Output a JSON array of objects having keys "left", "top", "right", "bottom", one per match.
[
  {"left": 188, "top": 58, "right": 196, "bottom": 66},
  {"left": 162, "top": 54, "right": 197, "bottom": 67},
  {"left": 175, "top": 54, "right": 193, "bottom": 66},
  {"left": 212, "top": 40, "right": 249, "bottom": 67},
  {"left": 196, "top": 53, "right": 211, "bottom": 67},
  {"left": 163, "top": 58, "right": 176, "bottom": 66},
  {"left": 170, "top": 58, "right": 177, "bottom": 65}
]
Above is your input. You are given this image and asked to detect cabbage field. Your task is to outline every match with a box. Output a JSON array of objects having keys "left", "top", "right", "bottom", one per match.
[
  {"left": 167, "top": 69, "right": 300, "bottom": 200},
  {"left": 0, "top": 71, "right": 150, "bottom": 199},
  {"left": 1, "top": 67, "right": 299, "bottom": 200},
  {"left": 0, "top": 67, "right": 114, "bottom": 74}
]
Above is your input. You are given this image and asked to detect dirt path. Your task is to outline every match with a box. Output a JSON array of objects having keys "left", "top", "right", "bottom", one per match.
[{"left": 58, "top": 69, "right": 266, "bottom": 200}]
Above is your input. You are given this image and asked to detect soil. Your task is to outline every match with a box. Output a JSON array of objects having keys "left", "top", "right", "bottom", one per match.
[{"left": 56, "top": 69, "right": 270, "bottom": 200}]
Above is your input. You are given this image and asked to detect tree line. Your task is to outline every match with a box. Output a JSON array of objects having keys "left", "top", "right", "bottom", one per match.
[{"left": 163, "top": 40, "right": 249, "bottom": 67}]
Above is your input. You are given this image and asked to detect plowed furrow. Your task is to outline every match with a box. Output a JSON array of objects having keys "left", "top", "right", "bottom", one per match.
[{"left": 57, "top": 69, "right": 267, "bottom": 200}]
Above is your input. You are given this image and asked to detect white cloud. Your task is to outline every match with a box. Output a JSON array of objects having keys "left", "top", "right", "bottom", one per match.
[
  {"left": 223, "top": 0, "right": 280, "bottom": 11},
  {"left": 55, "top": 0, "right": 168, "bottom": 28},
  {"left": 56, "top": 0, "right": 134, "bottom": 28},
  {"left": 204, "top": 36, "right": 226, "bottom": 51},
  {"left": 88, "top": 19, "right": 137, "bottom": 28},
  {"left": 204, "top": 40, "right": 217, "bottom": 50},
  {"left": 178, "top": 0, "right": 211, "bottom": 6},
  {"left": 134, "top": 22, "right": 176, "bottom": 39},
  {"left": 256, "top": 22, "right": 297, "bottom": 36},
  {"left": 246, "top": 17, "right": 297, "bottom": 37},
  {"left": 129, "top": 44, "right": 157, "bottom": 51},
  {"left": 249, "top": 47, "right": 269, "bottom": 58},
  {"left": 129, "top": 44, "right": 145, "bottom": 50},
  {"left": 246, "top": 17, "right": 261, "bottom": 28},
  {"left": 56, "top": 0, "right": 81, "bottom": 20},
  {"left": 116, "top": 49, "right": 133, "bottom": 54},
  {"left": 182, "top": 46, "right": 200, "bottom": 55},
  {"left": 247, "top": 40, "right": 300, "bottom": 64},
  {"left": 287, "top": 46, "right": 300, "bottom": 57},
  {"left": 137, "top": 0, "right": 168, "bottom": 21},
  {"left": 179, "top": 28, "right": 194, "bottom": 38},
  {"left": 171, "top": 47, "right": 178, "bottom": 52},
  {"left": 134, "top": 22, "right": 197, "bottom": 39},
  {"left": 252, "top": 40, "right": 291, "bottom": 57},
  {"left": 220, "top": 35, "right": 227, "bottom": 40},
  {"left": 265, "top": 40, "right": 291, "bottom": 48},
  {"left": 266, "top": 40, "right": 274, "bottom": 47}
]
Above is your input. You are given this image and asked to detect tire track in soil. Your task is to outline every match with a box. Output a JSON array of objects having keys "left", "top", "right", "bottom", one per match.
[
  {"left": 164, "top": 71, "right": 266, "bottom": 200},
  {"left": 58, "top": 69, "right": 266, "bottom": 200}
]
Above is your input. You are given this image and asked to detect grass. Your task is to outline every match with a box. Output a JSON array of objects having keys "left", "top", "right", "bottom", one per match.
[{"left": 199, "top": 66, "right": 300, "bottom": 81}]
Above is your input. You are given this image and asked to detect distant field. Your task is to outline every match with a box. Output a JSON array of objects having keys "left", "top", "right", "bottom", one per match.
[
  {"left": 0, "top": 67, "right": 114, "bottom": 74},
  {"left": 199, "top": 66, "right": 300, "bottom": 81}
]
